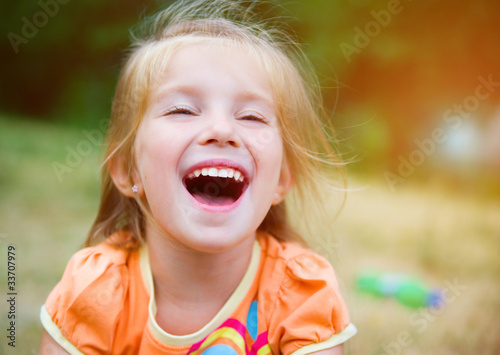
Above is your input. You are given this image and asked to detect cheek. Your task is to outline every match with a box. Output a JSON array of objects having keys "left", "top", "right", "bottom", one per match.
[
  {"left": 134, "top": 129, "right": 179, "bottom": 186},
  {"left": 265, "top": 129, "right": 284, "bottom": 166},
  {"left": 134, "top": 137, "right": 180, "bottom": 221},
  {"left": 251, "top": 129, "right": 284, "bottom": 182},
  {"left": 250, "top": 127, "right": 282, "bottom": 154},
  {"left": 138, "top": 144, "right": 178, "bottom": 183},
  {"left": 135, "top": 119, "right": 187, "bottom": 166}
]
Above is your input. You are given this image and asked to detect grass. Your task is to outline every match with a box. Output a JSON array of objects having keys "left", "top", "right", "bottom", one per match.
[
  {"left": 332, "top": 181, "right": 500, "bottom": 354},
  {"left": 0, "top": 115, "right": 102, "bottom": 354},
  {"left": 0, "top": 115, "right": 499, "bottom": 354}
]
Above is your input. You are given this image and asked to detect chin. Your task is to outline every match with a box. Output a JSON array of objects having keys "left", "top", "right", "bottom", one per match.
[{"left": 180, "top": 226, "right": 255, "bottom": 254}]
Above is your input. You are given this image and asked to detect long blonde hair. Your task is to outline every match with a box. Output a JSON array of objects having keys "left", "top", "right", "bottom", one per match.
[{"left": 86, "top": 0, "right": 345, "bottom": 250}]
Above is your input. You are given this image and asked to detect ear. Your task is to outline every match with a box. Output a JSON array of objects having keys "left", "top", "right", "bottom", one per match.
[
  {"left": 272, "top": 161, "right": 293, "bottom": 205},
  {"left": 108, "top": 155, "right": 144, "bottom": 198}
]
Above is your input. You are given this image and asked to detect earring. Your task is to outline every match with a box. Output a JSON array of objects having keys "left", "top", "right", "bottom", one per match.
[
  {"left": 132, "top": 185, "right": 138, "bottom": 193},
  {"left": 274, "top": 193, "right": 279, "bottom": 201}
]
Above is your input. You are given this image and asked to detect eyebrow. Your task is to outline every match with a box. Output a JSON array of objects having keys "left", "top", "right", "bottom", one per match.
[
  {"left": 153, "top": 85, "right": 202, "bottom": 102},
  {"left": 154, "top": 85, "right": 275, "bottom": 110},
  {"left": 235, "top": 91, "right": 275, "bottom": 110}
]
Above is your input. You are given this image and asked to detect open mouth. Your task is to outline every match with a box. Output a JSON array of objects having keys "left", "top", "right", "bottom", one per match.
[{"left": 184, "top": 167, "right": 248, "bottom": 206}]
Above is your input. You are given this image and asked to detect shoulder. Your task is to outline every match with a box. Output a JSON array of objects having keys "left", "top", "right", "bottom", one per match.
[
  {"left": 48, "top": 242, "right": 132, "bottom": 305},
  {"left": 41, "top": 241, "right": 139, "bottom": 354},
  {"left": 63, "top": 241, "right": 130, "bottom": 275},
  {"left": 258, "top": 233, "right": 356, "bottom": 355},
  {"left": 261, "top": 232, "right": 328, "bottom": 264},
  {"left": 259, "top": 233, "right": 341, "bottom": 294}
]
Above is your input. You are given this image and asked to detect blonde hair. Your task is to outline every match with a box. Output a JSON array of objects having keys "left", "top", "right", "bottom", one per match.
[{"left": 86, "top": 0, "right": 345, "bottom": 250}]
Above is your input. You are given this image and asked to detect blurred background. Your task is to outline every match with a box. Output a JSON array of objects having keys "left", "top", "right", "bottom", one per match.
[{"left": 1, "top": 0, "right": 499, "bottom": 354}]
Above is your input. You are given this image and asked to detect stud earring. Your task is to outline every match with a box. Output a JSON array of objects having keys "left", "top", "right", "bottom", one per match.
[
  {"left": 132, "top": 185, "right": 138, "bottom": 193},
  {"left": 274, "top": 193, "right": 279, "bottom": 201}
]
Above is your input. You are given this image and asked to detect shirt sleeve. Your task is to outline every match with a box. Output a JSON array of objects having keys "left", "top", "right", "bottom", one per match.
[
  {"left": 40, "top": 244, "right": 129, "bottom": 354},
  {"left": 267, "top": 251, "right": 356, "bottom": 355}
]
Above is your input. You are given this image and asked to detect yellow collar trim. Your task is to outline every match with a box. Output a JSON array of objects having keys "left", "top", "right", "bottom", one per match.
[{"left": 139, "top": 240, "right": 261, "bottom": 346}]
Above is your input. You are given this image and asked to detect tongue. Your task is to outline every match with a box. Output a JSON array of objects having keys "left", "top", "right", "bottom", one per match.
[{"left": 192, "top": 191, "right": 235, "bottom": 206}]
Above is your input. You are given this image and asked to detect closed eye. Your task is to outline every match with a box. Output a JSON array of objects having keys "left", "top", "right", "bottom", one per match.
[
  {"left": 163, "top": 105, "right": 194, "bottom": 116},
  {"left": 238, "top": 114, "right": 269, "bottom": 124}
]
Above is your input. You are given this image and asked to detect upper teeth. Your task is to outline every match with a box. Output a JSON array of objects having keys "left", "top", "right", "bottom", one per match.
[{"left": 187, "top": 167, "right": 244, "bottom": 182}]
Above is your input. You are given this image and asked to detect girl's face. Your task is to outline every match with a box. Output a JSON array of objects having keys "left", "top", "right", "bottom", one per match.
[{"left": 133, "top": 41, "right": 289, "bottom": 252}]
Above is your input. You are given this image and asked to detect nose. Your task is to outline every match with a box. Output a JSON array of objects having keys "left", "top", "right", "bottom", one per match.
[{"left": 197, "top": 114, "right": 242, "bottom": 148}]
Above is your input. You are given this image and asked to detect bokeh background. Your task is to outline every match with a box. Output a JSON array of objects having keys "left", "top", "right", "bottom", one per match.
[{"left": 1, "top": 0, "right": 499, "bottom": 354}]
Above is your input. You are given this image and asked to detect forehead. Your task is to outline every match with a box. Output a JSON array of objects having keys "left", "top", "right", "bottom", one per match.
[{"left": 151, "top": 39, "right": 275, "bottom": 101}]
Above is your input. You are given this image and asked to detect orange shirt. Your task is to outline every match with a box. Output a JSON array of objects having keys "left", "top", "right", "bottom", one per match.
[{"left": 41, "top": 232, "right": 356, "bottom": 354}]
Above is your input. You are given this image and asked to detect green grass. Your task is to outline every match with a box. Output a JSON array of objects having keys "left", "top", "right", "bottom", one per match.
[
  {"left": 0, "top": 115, "right": 499, "bottom": 354},
  {"left": 0, "top": 115, "right": 103, "bottom": 354},
  {"left": 332, "top": 181, "right": 500, "bottom": 354}
]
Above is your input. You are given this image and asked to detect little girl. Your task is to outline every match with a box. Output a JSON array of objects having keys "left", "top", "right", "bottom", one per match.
[{"left": 40, "top": 0, "right": 356, "bottom": 354}]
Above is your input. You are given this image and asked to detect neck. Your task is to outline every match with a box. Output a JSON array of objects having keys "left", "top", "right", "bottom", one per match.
[{"left": 145, "top": 226, "right": 256, "bottom": 334}]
